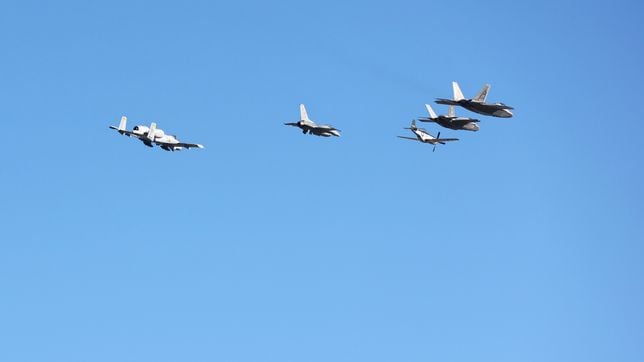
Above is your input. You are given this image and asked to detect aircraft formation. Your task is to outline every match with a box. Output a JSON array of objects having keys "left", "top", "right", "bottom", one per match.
[{"left": 110, "top": 81, "right": 513, "bottom": 152}]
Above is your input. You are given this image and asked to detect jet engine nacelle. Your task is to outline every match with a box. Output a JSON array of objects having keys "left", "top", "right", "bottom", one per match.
[
  {"left": 150, "top": 128, "right": 165, "bottom": 138},
  {"left": 133, "top": 125, "right": 149, "bottom": 134}
]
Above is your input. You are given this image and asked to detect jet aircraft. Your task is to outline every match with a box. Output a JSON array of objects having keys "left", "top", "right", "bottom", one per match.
[
  {"left": 109, "top": 116, "right": 204, "bottom": 151},
  {"left": 284, "top": 104, "right": 341, "bottom": 137},
  {"left": 418, "top": 104, "right": 480, "bottom": 131},
  {"left": 435, "top": 82, "right": 513, "bottom": 118},
  {"left": 397, "top": 120, "right": 458, "bottom": 152}
]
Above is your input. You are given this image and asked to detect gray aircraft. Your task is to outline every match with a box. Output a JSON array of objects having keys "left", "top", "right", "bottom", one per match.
[
  {"left": 418, "top": 104, "right": 480, "bottom": 131},
  {"left": 435, "top": 81, "right": 513, "bottom": 118},
  {"left": 397, "top": 120, "right": 458, "bottom": 152},
  {"left": 284, "top": 104, "right": 341, "bottom": 137}
]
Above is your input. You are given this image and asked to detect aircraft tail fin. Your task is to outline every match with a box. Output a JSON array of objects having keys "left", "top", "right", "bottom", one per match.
[
  {"left": 473, "top": 84, "right": 490, "bottom": 103},
  {"left": 425, "top": 104, "right": 438, "bottom": 119},
  {"left": 299, "top": 104, "right": 310, "bottom": 121},
  {"left": 452, "top": 81, "right": 465, "bottom": 101},
  {"left": 118, "top": 116, "right": 127, "bottom": 131},
  {"left": 448, "top": 106, "right": 455, "bottom": 118},
  {"left": 147, "top": 122, "right": 157, "bottom": 141},
  {"left": 411, "top": 119, "right": 417, "bottom": 129}
]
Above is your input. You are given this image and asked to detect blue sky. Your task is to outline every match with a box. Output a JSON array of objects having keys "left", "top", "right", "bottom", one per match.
[{"left": 1, "top": 1, "right": 643, "bottom": 361}]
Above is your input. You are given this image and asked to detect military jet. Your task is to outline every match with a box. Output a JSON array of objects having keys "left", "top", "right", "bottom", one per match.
[
  {"left": 397, "top": 120, "right": 458, "bottom": 152},
  {"left": 435, "top": 82, "right": 513, "bottom": 118},
  {"left": 109, "top": 116, "right": 204, "bottom": 151},
  {"left": 284, "top": 104, "right": 341, "bottom": 137},
  {"left": 418, "top": 104, "right": 480, "bottom": 131}
]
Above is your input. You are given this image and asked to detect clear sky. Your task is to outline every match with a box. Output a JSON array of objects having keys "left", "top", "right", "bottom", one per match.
[{"left": 1, "top": 1, "right": 643, "bottom": 361}]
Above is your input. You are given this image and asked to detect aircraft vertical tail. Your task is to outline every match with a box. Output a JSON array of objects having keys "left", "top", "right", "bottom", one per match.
[
  {"left": 448, "top": 106, "right": 455, "bottom": 118},
  {"left": 452, "top": 81, "right": 465, "bottom": 101},
  {"left": 425, "top": 104, "right": 438, "bottom": 119},
  {"left": 118, "top": 116, "right": 127, "bottom": 131},
  {"left": 299, "top": 104, "right": 310, "bottom": 121},
  {"left": 147, "top": 122, "right": 157, "bottom": 141},
  {"left": 473, "top": 84, "right": 490, "bottom": 103}
]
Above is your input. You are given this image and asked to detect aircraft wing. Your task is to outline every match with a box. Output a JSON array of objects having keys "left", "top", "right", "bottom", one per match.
[
  {"left": 176, "top": 142, "right": 204, "bottom": 149},
  {"left": 435, "top": 98, "right": 459, "bottom": 106},
  {"left": 314, "top": 125, "right": 339, "bottom": 132},
  {"left": 487, "top": 103, "right": 514, "bottom": 110},
  {"left": 109, "top": 126, "right": 144, "bottom": 139},
  {"left": 154, "top": 140, "right": 204, "bottom": 149},
  {"left": 397, "top": 136, "right": 420, "bottom": 141},
  {"left": 310, "top": 126, "right": 340, "bottom": 137},
  {"left": 453, "top": 117, "right": 479, "bottom": 122},
  {"left": 435, "top": 138, "right": 459, "bottom": 144}
]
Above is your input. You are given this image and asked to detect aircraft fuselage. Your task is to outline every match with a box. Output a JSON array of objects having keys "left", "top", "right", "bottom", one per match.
[
  {"left": 412, "top": 129, "right": 442, "bottom": 144},
  {"left": 436, "top": 99, "right": 513, "bottom": 118},
  {"left": 285, "top": 120, "right": 340, "bottom": 137},
  {"left": 419, "top": 116, "right": 480, "bottom": 131}
]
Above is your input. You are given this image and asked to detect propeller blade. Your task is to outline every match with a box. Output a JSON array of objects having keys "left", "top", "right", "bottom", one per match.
[
  {"left": 433, "top": 145, "right": 436, "bottom": 152},
  {"left": 437, "top": 131, "right": 441, "bottom": 139}
]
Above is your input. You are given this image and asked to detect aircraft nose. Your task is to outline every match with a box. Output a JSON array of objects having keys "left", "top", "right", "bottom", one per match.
[{"left": 493, "top": 109, "right": 513, "bottom": 118}]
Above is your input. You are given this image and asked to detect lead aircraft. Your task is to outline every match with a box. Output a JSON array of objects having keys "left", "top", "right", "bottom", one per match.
[
  {"left": 435, "top": 82, "right": 514, "bottom": 118},
  {"left": 109, "top": 116, "right": 204, "bottom": 151}
]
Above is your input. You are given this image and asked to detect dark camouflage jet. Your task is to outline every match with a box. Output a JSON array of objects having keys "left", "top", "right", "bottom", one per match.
[
  {"left": 418, "top": 104, "right": 480, "bottom": 132},
  {"left": 435, "top": 82, "right": 513, "bottom": 118}
]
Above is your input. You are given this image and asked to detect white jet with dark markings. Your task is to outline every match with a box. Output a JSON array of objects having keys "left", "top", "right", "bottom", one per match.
[
  {"left": 435, "top": 82, "right": 514, "bottom": 118},
  {"left": 397, "top": 120, "right": 459, "bottom": 152},
  {"left": 284, "top": 104, "right": 341, "bottom": 137},
  {"left": 109, "top": 116, "right": 204, "bottom": 151}
]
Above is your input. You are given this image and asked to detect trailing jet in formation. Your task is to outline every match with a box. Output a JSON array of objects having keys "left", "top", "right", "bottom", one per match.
[
  {"left": 435, "top": 82, "right": 513, "bottom": 118},
  {"left": 397, "top": 120, "right": 459, "bottom": 152},
  {"left": 109, "top": 116, "right": 204, "bottom": 151},
  {"left": 418, "top": 104, "right": 480, "bottom": 132},
  {"left": 284, "top": 104, "right": 341, "bottom": 137}
]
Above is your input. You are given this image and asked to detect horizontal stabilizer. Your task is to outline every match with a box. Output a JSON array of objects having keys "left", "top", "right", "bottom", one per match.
[{"left": 435, "top": 98, "right": 459, "bottom": 106}]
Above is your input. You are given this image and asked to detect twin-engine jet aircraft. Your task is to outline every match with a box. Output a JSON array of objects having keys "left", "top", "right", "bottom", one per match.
[
  {"left": 435, "top": 82, "right": 513, "bottom": 118},
  {"left": 418, "top": 104, "right": 480, "bottom": 131},
  {"left": 397, "top": 120, "right": 459, "bottom": 152},
  {"left": 284, "top": 104, "right": 341, "bottom": 137},
  {"left": 109, "top": 116, "right": 204, "bottom": 151}
]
